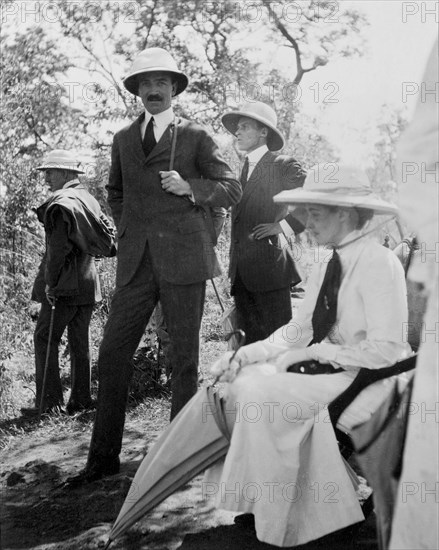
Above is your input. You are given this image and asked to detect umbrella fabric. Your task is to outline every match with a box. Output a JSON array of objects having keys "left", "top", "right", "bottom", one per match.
[
  {"left": 350, "top": 375, "right": 414, "bottom": 550},
  {"left": 107, "top": 386, "right": 232, "bottom": 544}
]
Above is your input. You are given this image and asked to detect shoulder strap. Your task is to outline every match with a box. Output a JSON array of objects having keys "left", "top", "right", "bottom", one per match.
[{"left": 169, "top": 117, "right": 178, "bottom": 170}]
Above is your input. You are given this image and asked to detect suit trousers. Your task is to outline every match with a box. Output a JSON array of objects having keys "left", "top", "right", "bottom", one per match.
[
  {"left": 34, "top": 300, "right": 94, "bottom": 409},
  {"left": 232, "top": 272, "right": 292, "bottom": 345},
  {"left": 88, "top": 243, "right": 205, "bottom": 463}
]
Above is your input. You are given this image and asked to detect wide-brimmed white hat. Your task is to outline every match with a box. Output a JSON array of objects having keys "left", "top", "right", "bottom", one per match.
[
  {"left": 36, "top": 149, "right": 84, "bottom": 173},
  {"left": 222, "top": 101, "right": 285, "bottom": 151},
  {"left": 274, "top": 164, "right": 399, "bottom": 215},
  {"left": 123, "top": 48, "right": 188, "bottom": 96}
]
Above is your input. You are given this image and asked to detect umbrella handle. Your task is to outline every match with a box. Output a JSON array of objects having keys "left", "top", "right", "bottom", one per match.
[
  {"left": 227, "top": 329, "right": 246, "bottom": 363},
  {"left": 212, "top": 330, "right": 246, "bottom": 386}
]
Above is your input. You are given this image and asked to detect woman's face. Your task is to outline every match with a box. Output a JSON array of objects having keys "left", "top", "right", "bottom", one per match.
[{"left": 305, "top": 204, "right": 345, "bottom": 246}]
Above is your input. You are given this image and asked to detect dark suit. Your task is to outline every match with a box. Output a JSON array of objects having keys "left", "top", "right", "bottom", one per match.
[
  {"left": 230, "top": 151, "right": 306, "bottom": 343},
  {"left": 88, "top": 114, "right": 241, "bottom": 465},
  {"left": 32, "top": 182, "right": 104, "bottom": 410}
]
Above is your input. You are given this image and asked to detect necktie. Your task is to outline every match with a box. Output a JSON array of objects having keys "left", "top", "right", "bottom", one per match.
[
  {"left": 310, "top": 248, "right": 342, "bottom": 344},
  {"left": 240, "top": 157, "right": 249, "bottom": 188},
  {"left": 142, "top": 116, "right": 157, "bottom": 158}
]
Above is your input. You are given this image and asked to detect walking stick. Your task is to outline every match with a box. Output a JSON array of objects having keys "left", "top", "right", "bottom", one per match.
[
  {"left": 210, "top": 278, "right": 225, "bottom": 313},
  {"left": 38, "top": 301, "right": 56, "bottom": 418}
]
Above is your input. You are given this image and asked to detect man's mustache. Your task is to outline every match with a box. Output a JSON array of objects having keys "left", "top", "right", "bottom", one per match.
[{"left": 147, "top": 94, "right": 162, "bottom": 101}]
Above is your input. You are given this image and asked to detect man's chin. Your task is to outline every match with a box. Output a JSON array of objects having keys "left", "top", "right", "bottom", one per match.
[{"left": 145, "top": 101, "right": 165, "bottom": 114}]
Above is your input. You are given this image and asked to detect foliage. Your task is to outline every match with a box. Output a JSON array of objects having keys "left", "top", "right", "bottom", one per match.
[
  {"left": 367, "top": 105, "right": 408, "bottom": 202},
  {"left": 0, "top": 0, "right": 372, "bottom": 419}
]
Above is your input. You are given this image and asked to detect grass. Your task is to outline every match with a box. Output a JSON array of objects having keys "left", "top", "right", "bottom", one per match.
[
  {"left": 0, "top": 222, "right": 317, "bottom": 452},
  {"left": 0, "top": 288, "right": 230, "bottom": 449}
]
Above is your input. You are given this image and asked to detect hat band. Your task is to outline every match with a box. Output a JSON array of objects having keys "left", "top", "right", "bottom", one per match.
[{"left": 306, "top": 186, "right": 372, "bottom": 196}]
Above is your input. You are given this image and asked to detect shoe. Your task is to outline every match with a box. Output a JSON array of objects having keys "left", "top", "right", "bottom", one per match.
[
  {"left": 21, "top": 407, "right": 39, "bottom": 417},
  {"left": 21, "top": 404, "right": 66, "bottom": 417},
  {"left": 66, "top": 399, "right": 96, "bottom": 415},
  {"left": 65, "top": 456, "right": 120, "bottom": 487},
  {"left": 234, "top": 513, "right": 255, "bottom": 530}
]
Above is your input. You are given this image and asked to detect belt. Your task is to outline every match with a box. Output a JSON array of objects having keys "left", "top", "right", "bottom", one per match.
[{"left": 287, "top": 360, "right": 343, "bottom": 375}]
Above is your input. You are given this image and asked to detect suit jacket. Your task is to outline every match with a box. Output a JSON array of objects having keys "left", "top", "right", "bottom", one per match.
[
  {"left": 32, "top": 182, "right": 103, "bottom": 304},
  {"left": 107, "top": 114, "right": 241, "bottom": 286},
  {"left": 229, "top": 151, "right": 306, "bottom": 292}
]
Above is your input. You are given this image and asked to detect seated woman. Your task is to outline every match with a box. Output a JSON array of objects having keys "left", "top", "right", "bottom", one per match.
[{"left": 207, "top": 164, "right": 412, "bottom": 548}]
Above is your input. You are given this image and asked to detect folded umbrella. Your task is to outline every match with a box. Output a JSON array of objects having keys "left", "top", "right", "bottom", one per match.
[{"left": 104, "top": 385, "right": 234, "bottom": 548}]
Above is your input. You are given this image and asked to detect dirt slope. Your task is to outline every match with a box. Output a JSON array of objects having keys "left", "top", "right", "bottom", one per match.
[{"left": 1, "top": 401, "right": 378, "bottom": 550}]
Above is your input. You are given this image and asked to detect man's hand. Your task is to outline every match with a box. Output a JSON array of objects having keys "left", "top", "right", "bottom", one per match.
[
  {"left": 252, "top": 222, "right": 282, "bottom": 240},
  {"left": 45, "top": 285, "right": 56, "bottom": 307},
  {"left": 160, "top": 170, "right": 192, "bottom": 196},
  {"left": 29, "top": 302, "right": 40, "bottom": 321}
]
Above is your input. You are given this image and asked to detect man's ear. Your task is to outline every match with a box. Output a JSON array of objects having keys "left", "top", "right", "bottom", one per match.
[{"left": 171, "top": 81, "right": 178, "bottom": 97}]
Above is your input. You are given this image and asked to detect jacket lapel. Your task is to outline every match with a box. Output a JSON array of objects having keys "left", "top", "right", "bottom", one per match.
[
  {"left": 145, "top": 122, "right": 173, "bottom": 165},
  {"left": 235, "top": 151, "right": 274, "bottom": 216},
  {"left": 130, "top": 112, "right": 178, "bottom": 166},
  {"left": 129, "top": 114, "right": 149, "bottom": 166}
]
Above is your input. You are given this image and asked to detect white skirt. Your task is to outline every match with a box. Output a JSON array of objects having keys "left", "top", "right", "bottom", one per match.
[{"left": 204, "top": 363, "right": 365, "bottom": 547}]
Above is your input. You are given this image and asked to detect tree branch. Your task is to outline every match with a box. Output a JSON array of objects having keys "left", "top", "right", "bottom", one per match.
[
  {"left": 140, "top": 0, "right": 160, "bottom": 48},
  {"left": 261, "top": 0, "right": 322, "bottom": 85}
]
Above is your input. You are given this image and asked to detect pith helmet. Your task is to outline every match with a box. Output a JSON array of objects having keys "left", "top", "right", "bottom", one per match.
[
  {"left": 221, "top": 101, "right": 285, "bottom": 151},
  {"left": 36, "top": 149, "right": 84, "bottom": 173},
  {"left": 274, "top": 164, "right": 399, "bottom": 215},
  {"left": 123, "top": 47, "right": 189, "bottom": 96}
]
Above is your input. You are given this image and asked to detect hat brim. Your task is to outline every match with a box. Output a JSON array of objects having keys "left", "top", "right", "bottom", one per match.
[
  {"left": 221, "top": 111, "right": 284, "bottom": 151},
  {"left": 273, "top": 189, "right": 399, "bottom": 215},
  {"left": 123, "top": 69, "right": 188, "bottom": 96},
  {"left": 36, "top": 164, "right": 84, "bottom": 174}
]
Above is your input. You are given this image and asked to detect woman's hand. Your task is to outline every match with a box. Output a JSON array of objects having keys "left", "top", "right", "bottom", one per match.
[
  {"left": 210, "top": 348, "right": 246, "bottom": 383},
  {"left": 275, "top": 348, "right": 310, "bottom": 372}
]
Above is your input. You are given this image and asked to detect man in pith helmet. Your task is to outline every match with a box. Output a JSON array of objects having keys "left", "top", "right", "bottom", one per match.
[
  {"left": 222, "top": 101, "right": 306, "bottom": 344},
  {"left": 22, "top": 149, "right": 115, "bottom": 417},
  {"left": 76, "top": 47, "right": 241, "bottom": 482}
]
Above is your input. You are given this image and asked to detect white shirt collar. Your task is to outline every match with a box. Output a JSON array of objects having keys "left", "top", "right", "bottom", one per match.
[
  {"left": 317, "top": 230, "right": 365, "bottom": 264},
  {"left": 338, "top": 229, "right": 363, "bottom": 250},
  {"left": 145, "top": 107, "right": 174, "bottom": 130},
  {"left": 246, "top": 144, "right": 269, "bottom": 166}
]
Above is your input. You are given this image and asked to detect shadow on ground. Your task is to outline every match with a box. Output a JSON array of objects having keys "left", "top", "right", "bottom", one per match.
[
  {"left": 2, "top": 458, "right": 378, "bottom": 550},
  {"left": 177, "top": 516, "right": 378, "bottom": 550}
]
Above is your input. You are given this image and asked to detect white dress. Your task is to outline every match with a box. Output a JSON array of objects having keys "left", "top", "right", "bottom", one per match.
[{"left": 205, "top": 233, "right": 411, "bottom": 547}]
